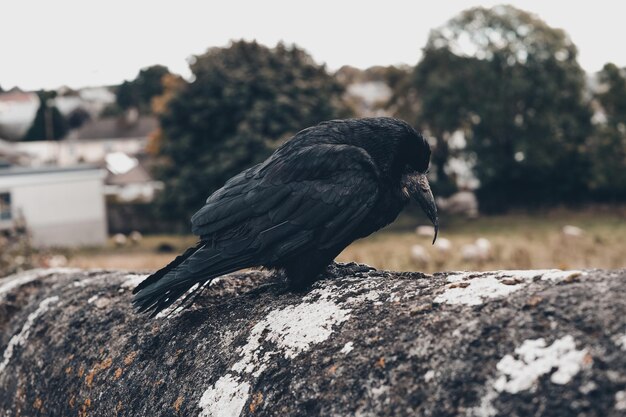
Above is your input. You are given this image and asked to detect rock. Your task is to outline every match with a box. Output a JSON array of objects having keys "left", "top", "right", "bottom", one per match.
[
  {"left": 156, "top": 242, "right": 175, "bottom": 253},
  {"left": 475, "top": 237, "right": 492, "bottom": 253},
  {"left": 45, "top": 254, "right": 68, "bottom": 268},
  {"left": 410, "top": 244, "right": 430, "bottom": 264},
  {"left": 563, "top": 225, "right": 584, "bottom": 238},
  {"left": 462, "top": 238, "right": 493, "bottom": 262},
  {"left": 415, "top": 225, "right": 436, "bottom": 238},
  {"left": 129, "top": 231, "right": 143, "bottom": 245},
  {"left": 0, "top": 266, "right": 625, "bottom": 417},
  {"left": 436, "top": 191, "right": 479, "bottom": 218},
  {"left": 433, "top": 237, "right": 452, "bottom": 253},
  {"left": 112, "top": 233, "right": 128, "bottom": 247}
]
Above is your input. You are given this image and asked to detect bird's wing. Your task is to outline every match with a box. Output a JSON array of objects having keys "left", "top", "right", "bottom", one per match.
[
  {"left": 133, "top": 144, "right": 380, "bottom": 316},
  {"left": 191, "top": 143, "right": 380, "bottom": 261}
]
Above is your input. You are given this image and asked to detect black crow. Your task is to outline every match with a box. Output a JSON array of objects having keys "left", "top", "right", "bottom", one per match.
[{"left": 133, "top": 117, "right": 438, "bottom": 316}]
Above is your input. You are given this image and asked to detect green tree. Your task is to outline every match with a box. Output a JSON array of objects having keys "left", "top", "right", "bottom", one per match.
[
  {"left": 66, "top": 107, "right": 91, "bottom": 130},
  {"left": 588, "top": 63, "right": 626, "bottom": 200},
  {"left": 22, "top": 91, "right": 68, "bottom": 141},
  {"left": 115, "top": 65, "right": 171, "bottom": 113},
  {"left": 155, "top": 40, "right": 349, "bottom": 220},
  {"left": 136, "top": 65, "right": 170, "bottom": 105},
  {"left": 394, "top": 5, "right": 593, "bottom": 210},
  {"left": 115, "top": 80, "right": 138, "bottom": 111}
]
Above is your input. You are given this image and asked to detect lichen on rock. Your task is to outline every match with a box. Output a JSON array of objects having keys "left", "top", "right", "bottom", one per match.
[{"left": 0, "top": 264, "right": 624, "bottom": 417}]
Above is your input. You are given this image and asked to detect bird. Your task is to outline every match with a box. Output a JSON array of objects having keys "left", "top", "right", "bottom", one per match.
[{"left": 133, "top": 117, "right": 438, "bottom": 316}]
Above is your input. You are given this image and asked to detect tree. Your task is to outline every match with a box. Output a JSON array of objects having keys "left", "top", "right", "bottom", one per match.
[
  {"left": 66, "top": 107, "right": 91, "bottom": 130},
  {"left": 115, "top": 65, "right": 171, "bottom": 113},
  {"left": 155, "top": 40, "right": 350, "bottom": 220},
  {"left": 22, "top": 91, "right": 68, "bottom": 141},
  {"left": 115, "top": 80, "right": 138, "bottom": 111},
  {"left": 337, "top": 65, "right": 412, "bottom": 117},
  {"left": 587, "top": 63, "right": 626, "bottom": 200},
  {"left": 394, "top": 5, "right": 593, "bottom": 210}
]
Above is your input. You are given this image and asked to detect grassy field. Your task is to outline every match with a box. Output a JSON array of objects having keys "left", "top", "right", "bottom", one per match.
[{"left": 62, "top": 206, "right": 626, "bottom": 273}]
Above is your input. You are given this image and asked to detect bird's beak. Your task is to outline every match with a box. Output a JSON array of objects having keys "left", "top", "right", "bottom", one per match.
[{"left": 403, "top": 173, "right": 439, "bottom": 244}]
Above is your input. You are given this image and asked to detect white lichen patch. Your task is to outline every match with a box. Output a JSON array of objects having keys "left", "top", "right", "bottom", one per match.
[
  {"left": 495, "top": 269, "right": 584, "bottom": 283},
  {"left": 435, "top": 276, "right": 519, "bottom": 306},
  {"left": 199, "top": 277, "right": 384, "bottom": 417},
  {"left": 120, "top": 273, "right": 149, "bottom": 289},
  {"left": 262, "top": 300, "right": 349, "bottom": 358},
  {"left": 0, "top": 296, "right": 59, "bottom": 376},
  {"left": 613, "top": 333, "right": 626, "bottom": 351},
  {"left": 0, "top": 268, "right": 80, "bottom": 299},
  {"left": 469, "top": 387, "right": 499, "bottom": 417},
  {"left": 493, "top": 335, "right": 588, "bottom": 392},
  {"left": 341, "top": 341, "right": 354, "bottom": 354},
  {"left": 469, "top": 335, "right": 589, "bottom": 417},
  {"left": 231, "top": 298, "right": 351, "bottom": 376},
  {"left": 424, "top": 370, "right": 435, "bottom": 382},
  {"left": 198, "top": 375, "right": 251, "bottom": 417},
  {"left": 435, "top": 269, "right": 585, "bottom": 306},
  {"left": 70, "top": 270, "right": 112, "bottom": 288},
  {"left": 615, "top": 390, "right": 626, "bottom": 411}
]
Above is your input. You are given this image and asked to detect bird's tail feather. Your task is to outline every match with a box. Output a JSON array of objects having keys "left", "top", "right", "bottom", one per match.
[
  {"left": 132, "top": 243, "right": 252, "bottom": 317},
  {"left": 133, "top": 243, "right": 203, "bottom": 295}
]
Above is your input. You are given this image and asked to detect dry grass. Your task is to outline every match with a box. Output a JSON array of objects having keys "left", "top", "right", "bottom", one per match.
[{"left": 63, "top": 207, "right": 626, "bottom": 273}]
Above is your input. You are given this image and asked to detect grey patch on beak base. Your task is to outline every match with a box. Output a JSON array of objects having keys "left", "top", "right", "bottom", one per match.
[{"left": 403, "top": 173, "right": 439, "bottom": 244}]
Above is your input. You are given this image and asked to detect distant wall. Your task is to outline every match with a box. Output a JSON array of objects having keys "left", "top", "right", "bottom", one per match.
[
  {"left": 15, "top": 138, "right": 147, "bottom": 166},
  {"left": 106, "top": 202, "right": 184, "bottom": 234},
  {"left": 0, "top": 168, "right": 107, "bottom": 247}
]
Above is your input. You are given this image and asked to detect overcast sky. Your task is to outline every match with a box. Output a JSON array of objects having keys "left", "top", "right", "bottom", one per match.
[{"left": 2, "top": 0, "right": 624, "bottom": 90}]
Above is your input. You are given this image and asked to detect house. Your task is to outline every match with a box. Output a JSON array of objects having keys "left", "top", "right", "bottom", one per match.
[
  {"left": 346, "top": 81, "right": 393, "bottom": 117},
  {"left": 54, "top": 86, "right": 116, "bottom": 119},
  {"left": 0, "top": 165, "right": 107, "bottom": 247},
  {"left": 0, "top": 88, "right": 40, "bottom": 141},
  {"left": 13, "top": 114, "right": 162, "bottom": 205},
  {"left": 14, "top": 114, "right": 157, "bottom": 166},
  {"left": 104, "top": 152, "right": 163, "bottom": 202},
  {"left": 74, "top": 86, "right": 116, "bottom": 116},
  {"left": 0, "top": 138, "right": 31, "bottom": 167},
  {"left": 335, "top": 65, "right": 395, "bottom": 117}
]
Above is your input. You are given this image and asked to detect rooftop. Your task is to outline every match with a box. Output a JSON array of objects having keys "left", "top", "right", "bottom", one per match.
[
  {"left": 74, "top": 115, "right": 158, "bottom": 140},
  {"left": 0, "top": 164, "right": 102, "bottom": 177}
]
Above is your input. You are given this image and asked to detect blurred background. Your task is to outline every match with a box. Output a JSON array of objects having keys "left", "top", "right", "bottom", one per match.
[{"left": 1, "top": 1, "right": 625, "bottom": 277}]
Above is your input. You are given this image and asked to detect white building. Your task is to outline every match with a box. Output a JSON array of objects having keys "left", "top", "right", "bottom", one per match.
[
  {"left": 14, "top": 115, "right": 157, "bottom": 167},
  {"left": 0, "top": 166, "right": 107, "bottom": 247},
  {"left": 14, "top": 137, "right": 147, "bottom": 167},
  {"left": 0, "top": 89, "right": 40, "bottom": 140},
  {"left": 346, "top": 81, "right": 393, "bottom": 117}
]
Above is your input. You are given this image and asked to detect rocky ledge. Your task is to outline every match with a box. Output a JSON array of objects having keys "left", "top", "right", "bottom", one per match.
[{"left": 0, "top": 265, "right": 625, "bottom": 417}]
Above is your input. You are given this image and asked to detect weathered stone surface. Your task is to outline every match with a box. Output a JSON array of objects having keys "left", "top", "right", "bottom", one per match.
[{"left": 0, "top": 265, "right": 624, "bottom": 417}]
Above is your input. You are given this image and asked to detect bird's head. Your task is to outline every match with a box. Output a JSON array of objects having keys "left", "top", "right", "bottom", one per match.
[
  {"left": 396, "top": 122, "right": 439, "bottom": 244},
  {"left": 327, "top": 117, "right": 439, "bottom": 242}
]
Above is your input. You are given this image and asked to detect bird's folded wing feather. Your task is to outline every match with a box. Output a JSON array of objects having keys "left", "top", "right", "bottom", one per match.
[
  {"left": 190, "top": 144, "right": 380, "bottom": 263},
  {"left": 132, "top": 144, "right": 381, "bottom": 316}
]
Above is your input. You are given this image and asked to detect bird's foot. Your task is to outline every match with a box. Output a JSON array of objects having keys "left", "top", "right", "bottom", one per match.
[
  {"left": 244, "top": 269, "right": 293, "bottom": 298},
  {"left": 245, "top": 280, "right": 289, "bottom": 298},
  {"left": 325, "top": 262, "right": 376, "bottom": 279}
]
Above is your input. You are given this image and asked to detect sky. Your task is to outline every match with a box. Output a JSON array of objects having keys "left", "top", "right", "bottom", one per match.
[{"left": 2, "top": 0, "right": 625, "bottom": 91}]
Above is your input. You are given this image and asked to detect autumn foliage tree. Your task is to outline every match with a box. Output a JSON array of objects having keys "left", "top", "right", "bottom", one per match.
[{"left": 115, "top": 65, "right": 171, "bottom": 114}]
